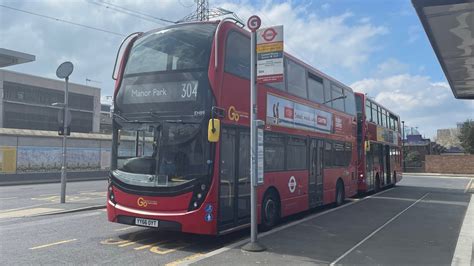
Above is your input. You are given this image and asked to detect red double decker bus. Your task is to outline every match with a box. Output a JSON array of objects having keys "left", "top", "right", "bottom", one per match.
[
  {"left": 107, "top": 20, "right": 359, "bottom": 235},
  {"left": 354, "top": 92, "right": 402, "bottom": 193}
]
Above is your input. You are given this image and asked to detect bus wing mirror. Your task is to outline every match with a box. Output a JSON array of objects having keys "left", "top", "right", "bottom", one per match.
[
  {"left": 208, "top": 119, "right": 221, "bottom": 142},
  {"left": 365, "top": 141, "right": 370, "bottom": 151}
]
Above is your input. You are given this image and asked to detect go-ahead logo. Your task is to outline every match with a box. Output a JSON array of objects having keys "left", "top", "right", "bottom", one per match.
[
  {"left": 137, "top": 197, "right": 157, "bottom": 207},
  {"left": 228, "top": 106, "right": 240, "bottom": 122}
]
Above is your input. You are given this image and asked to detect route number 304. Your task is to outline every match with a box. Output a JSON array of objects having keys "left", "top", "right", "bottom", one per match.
[{"left": 181, "top": 82, "right": 198, "bottom": 98}]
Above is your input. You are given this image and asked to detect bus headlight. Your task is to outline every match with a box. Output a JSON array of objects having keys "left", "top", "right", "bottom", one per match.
[
  {"left": 108, "top": 184, "right": 116, "bottom": 204},
  {"left": 188, "top": 182, "right": 209, "bottom": 211}
]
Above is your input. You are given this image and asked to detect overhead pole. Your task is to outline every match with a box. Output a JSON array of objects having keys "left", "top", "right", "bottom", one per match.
[{"left": 195, "top": 0, "right": 209, "bottom": 21}]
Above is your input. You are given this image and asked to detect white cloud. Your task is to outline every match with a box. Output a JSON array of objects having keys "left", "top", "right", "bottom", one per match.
[
  {"left": 1, "top": 0, "right": 388, "bottom": 98},
  {"left": 217, "top": 1, "right": 388, "bottom": 70},
  {"left": 351, "top": 74, "right": 474, "bottom": 138},
  {"left": 374, "top": 58, "right": 409, "bottom": 77}
]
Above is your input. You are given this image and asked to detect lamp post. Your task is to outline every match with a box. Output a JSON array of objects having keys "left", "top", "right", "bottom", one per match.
[
  {"left": 402, "top": 120, "right": 405, "bottom": 172},
  {"left": 56, "top": 61, "right": 74, "bottom": 203}
]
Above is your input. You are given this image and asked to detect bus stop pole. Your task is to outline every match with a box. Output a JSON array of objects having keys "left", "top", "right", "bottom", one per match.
[
  {"left": 242, "top": 19, "right": 266, "bottom": 252},
  {"left": 60, "top": 77, "right": 69, "bottom": 204}
]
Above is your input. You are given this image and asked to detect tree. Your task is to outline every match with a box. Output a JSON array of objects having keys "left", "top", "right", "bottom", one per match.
[
  {"left": 458, "top": 120, "right": 474, "bottom": 154},
  {"left": 405, "top": 150, "right": 422, "bottom": 167}
]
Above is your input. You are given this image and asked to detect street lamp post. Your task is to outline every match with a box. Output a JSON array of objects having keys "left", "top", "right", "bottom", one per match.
[{"left": 56, "top": 62, "right": 74, "bottom": 204}]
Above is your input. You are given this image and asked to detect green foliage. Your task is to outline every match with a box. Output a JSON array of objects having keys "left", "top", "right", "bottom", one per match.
[
  {"left": 458, "top": 120, "right": 474, "bottom": 154},
  {"left": 405, "top": 151, "right": 421, "bottom": 163}
]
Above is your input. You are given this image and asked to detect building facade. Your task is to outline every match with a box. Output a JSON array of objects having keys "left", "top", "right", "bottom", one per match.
[
  {"left": 0, "top": 69, "right": 100, "bottom": 133},
  {"left": 100, "top": 103, "right": 112, "bottom": 134}
]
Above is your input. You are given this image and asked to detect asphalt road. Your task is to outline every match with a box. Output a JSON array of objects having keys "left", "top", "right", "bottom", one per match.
[
  {"left": 0, "top": 180, "right": 107, "bottom": 211},
  {"left": 0, "top": 174, "right": 472, "bottom": 265}
]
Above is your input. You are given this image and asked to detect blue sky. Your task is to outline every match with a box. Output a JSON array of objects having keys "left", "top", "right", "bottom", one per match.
[{"left": 1, "top": 0, "right": 472, "bottom": 138}]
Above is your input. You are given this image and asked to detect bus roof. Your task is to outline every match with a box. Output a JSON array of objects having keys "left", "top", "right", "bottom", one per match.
[
  {"left": 221, "top": 21, "right": 355, "bottom": 94},
  {"left": 355, "top": 92, "right": 400, "bottom": 119}
]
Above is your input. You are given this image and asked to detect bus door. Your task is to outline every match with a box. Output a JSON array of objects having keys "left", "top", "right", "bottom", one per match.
[
  {"left": 309, "top": 139, "right": 324, "bottom": 208},
  {"left": 384, "top": 145, "right": 391, "bottom": 185},
  {"left": 366, "top": 143, "right": 374, "bottom": 191},
  {"left": 218, "top": 127, "right": 251, "bottom": 232}
]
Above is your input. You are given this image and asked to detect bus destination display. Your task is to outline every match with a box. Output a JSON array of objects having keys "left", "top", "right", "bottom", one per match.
[{"left": 123, "top": 80, "right": 198, "bottom": 104}]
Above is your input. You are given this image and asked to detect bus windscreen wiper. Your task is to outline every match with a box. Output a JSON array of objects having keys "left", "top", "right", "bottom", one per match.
[{"left": 113, "top": 113, "right": 154, "bottom": 123}]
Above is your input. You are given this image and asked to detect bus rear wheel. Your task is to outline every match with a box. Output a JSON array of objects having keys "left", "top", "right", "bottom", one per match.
[
  {"left": 261, "top": 190, "right": 280, "bottom": 231},
  {"left": 335, "top": 180, "right": 345, "bottom": 206}
]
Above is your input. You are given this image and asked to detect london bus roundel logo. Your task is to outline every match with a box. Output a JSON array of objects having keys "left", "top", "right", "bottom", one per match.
[
  {"left": 247, "top": 15, "right": 261, "bottom": 32},
  {"left": 288, "top": 176, "right": 297, "bottom": 193},
  {"left": 262, "top": 28, "right": 277, "bottom": 42}
]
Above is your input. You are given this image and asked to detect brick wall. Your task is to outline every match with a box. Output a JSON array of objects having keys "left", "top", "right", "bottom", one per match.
[{"left": 425, "top": 155, "right": 474, "bottom": 174}]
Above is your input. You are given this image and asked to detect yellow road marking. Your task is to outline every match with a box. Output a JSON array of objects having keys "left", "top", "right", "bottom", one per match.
[
  {"left": 150, "top": 241, "right": 190, "bottom": 255},
  {"left": 165, "top": 253, "right": 204, "bottom": 266},
  {"left": 114, "top": 226, "right": 136, "bottom": 232},
  {"left": 0, "top": 208, "right": 63, "bottom": 219},
  {"left": 118, "top": 237, "right": 153, "bottom": 247},
  {"left": 134, "top": 240, "right": 169, "bottom": 250},
  {"left": 29, "top": 239, "right": 77, "bottom": 250},
  {"left": 101, "top": 238, "right": 131, "bottom": 245}
]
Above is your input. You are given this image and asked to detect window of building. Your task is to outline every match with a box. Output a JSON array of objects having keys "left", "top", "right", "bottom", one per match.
[
  {"left": 3, "top": 81, "right": 94, "bottom": 111},
  {"left": 224, "top": 31, "right": 250, "bottom": 79},
  {"left": 3, "top": 102, "right": 93, "bottom": 132},
  {"left": 287, "top": 59, "right": 307, "bottom": 99},
  {"left": 308, "top": 73, "right": 324, "bottom": 103},
  {"left": 264, "top": 134, "right": 285, "bottom": 171},
  {"left": 286, "top": 137, "right": 307, "bottom": 170}
]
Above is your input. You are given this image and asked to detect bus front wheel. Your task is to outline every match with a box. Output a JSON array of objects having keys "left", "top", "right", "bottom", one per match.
[{"left": 261, "top": 190, "right": 280, "bottom": 231}]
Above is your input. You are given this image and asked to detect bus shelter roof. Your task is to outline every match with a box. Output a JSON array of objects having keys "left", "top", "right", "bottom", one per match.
[
  {"left": 0, "top": 48, "right": 35, "bottom": 68},
  {"left": 412, "top": 0, "right": 474, "bottom": 99}
]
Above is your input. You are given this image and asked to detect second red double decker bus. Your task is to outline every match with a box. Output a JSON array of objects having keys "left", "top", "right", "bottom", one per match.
[
  {"left": 355, "top": 92, "right": 402, "bottom": 193},
  {"left": 107, "top": 19, "right": 359, "bottom": 235}
]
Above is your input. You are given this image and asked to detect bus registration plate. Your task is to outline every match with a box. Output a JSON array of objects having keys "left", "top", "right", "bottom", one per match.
[{"left": 135, "top": 218, "right": 159, "bottom": 228}]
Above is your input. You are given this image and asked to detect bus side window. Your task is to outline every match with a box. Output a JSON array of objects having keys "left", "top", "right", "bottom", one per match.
[
  {"left": 366, "top": 101, "right": 372, "bottom": 122},
  {"left": 286, "top": 137, "right": 307, "bottom": 170},
  {"left": 264, "top": 134, "right": 285, "bottom": 172},
  {"left": 308, "top": 73, "right": 324, "bottom": 104},
  {"left": 224, "top": 31, "right": 250, "bottom": 79},
  {"left": 324, "top": 141, "right": 333, "bottom": 168}
]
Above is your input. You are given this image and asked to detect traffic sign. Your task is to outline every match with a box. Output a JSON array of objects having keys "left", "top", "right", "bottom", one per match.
[
  {"left": 256, "top": 25, "right": 284, "bottom": 84},
  {"left": 247, "top": 15, "right": 261, "bottom": 32}
]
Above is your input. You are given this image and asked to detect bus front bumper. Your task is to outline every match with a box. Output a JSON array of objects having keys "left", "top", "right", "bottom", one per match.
[{"left": 107, "top": 200, "right": 217, "bottom": 235}]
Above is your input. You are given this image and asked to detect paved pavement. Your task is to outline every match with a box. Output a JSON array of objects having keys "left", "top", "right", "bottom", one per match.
[
  {"left": 0, "top": 175, "right": 472, "bottom": 265},
  {"left": 187, "top": 174, "right": 473, "bottom": 265}
]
